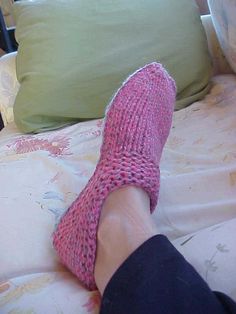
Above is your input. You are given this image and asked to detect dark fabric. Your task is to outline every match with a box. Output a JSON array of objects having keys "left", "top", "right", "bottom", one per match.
[{"left": 100, "top": 235, "right": 236, "bottom": 314}]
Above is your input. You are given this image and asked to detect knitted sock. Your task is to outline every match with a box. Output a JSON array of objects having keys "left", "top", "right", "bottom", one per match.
[{"left": 53, "top": 62, "right": 176, "bottom": 290}]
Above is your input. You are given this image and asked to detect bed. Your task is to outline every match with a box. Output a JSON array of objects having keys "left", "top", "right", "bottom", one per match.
[{"left": 0, "top": 15, "right": 236, "bottom": 313}]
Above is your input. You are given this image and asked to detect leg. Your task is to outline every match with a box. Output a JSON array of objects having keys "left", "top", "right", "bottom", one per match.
[
  {"left": 53, "top": 62, "right": 236, "bottom": 313},
  {"left": 97, "top": 187, "right": 236, "bottom": 314},
  {"left": 95, "top": 186, "right": 158, "bottom": 294}
]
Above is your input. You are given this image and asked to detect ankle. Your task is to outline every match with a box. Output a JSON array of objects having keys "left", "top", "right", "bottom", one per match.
[
  {"left": 99, "top": 186, "right": 158, "bottom": 242},
  {"left": 94, "top": 186, "right": 159, "bottom": 294}
]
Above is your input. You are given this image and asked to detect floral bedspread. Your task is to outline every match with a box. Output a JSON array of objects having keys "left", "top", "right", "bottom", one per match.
[{"left": 0, "top": 74, "right": 236, "bottom": 313}]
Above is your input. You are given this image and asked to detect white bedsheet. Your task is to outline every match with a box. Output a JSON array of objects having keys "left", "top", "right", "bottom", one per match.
[{"left": 1, "top": 74, "right": 236, "bottom": 313}]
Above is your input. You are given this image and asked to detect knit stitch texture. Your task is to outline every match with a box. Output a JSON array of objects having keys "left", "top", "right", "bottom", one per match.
[{"left": 53, "top": 62, "right": 176, "bottom": 290}]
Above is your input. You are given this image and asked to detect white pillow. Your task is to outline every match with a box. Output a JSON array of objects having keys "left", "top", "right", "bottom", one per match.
[
  {"left": 0, "top": 52, "right": 19, "bottom": 126},
  {"left": 208, "top": 0, "right": 236, "bottom": 73}
]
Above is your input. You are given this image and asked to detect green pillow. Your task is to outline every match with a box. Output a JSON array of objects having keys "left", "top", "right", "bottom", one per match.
[{"left": 13, "top": 0, "right": 212, "bottom": 133}]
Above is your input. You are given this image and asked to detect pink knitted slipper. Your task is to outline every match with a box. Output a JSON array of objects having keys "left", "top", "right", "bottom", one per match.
[{"left": 53, "top": 62, "right": 176, "bottom": 290}]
